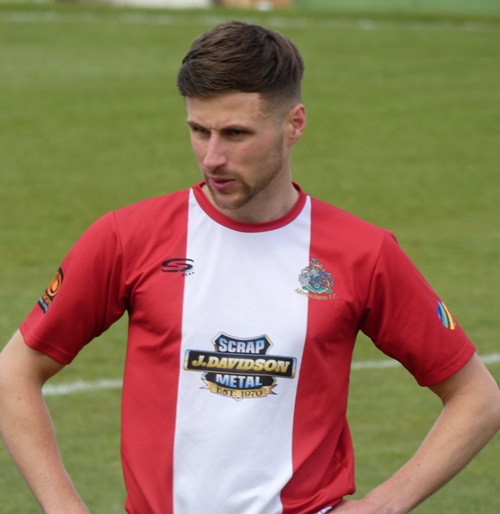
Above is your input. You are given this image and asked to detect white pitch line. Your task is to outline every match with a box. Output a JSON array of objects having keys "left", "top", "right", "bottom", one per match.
[
  {"left": 1, "top": 10, "right": 499, "bottom": 33},
  {"left": 481, "top": 352, "right": 500, "bottom": 365},
  {"left": 42, "top": 353, "right": 500, "bottom": 396},
  {"left": 43, "top": 378, "right": 123, "bottom": 396}
]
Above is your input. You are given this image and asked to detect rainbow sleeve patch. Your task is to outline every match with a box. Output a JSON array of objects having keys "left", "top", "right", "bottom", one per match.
[{"left": 436, "top": 301, "right": 456, "bottom": 330}]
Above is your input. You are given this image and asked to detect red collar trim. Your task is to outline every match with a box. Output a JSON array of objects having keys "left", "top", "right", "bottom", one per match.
[{"left": 192, "top": 182, "right": 307, "bottom": 233}]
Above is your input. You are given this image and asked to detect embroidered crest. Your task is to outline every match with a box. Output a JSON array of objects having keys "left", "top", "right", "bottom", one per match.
[
  {"left": 296, "top": 258, "right": 336, "bottom": 300},
  {"left": 299, "top": 258, "right": 333, "bottom": 293}
]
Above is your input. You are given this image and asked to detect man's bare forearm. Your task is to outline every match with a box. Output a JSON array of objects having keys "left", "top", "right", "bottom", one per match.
[
  {"left": 0, "top": 331, "right": 89, "bottom": 514},
  {"left": 333, "top": 354, "right": 500, "bottom": 513}
]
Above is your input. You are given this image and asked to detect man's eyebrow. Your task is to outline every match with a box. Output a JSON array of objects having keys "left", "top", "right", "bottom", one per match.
[
  {"left": 221, "top": 124, "right": 251, "bottom": 132},
  {"left": 186, "top": 120, "right": 252, "bottom": 132}
]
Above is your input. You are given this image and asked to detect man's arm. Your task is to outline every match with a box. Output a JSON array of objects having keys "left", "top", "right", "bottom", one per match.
[
  {"left": 0, "top": 330, "right": 89, "bottom": 514},
  {"left": 333, "top": 353, "right": 500, "bottom": 513}
]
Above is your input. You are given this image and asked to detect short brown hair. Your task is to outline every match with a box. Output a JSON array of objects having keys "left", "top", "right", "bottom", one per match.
[{"left": 177, "top": 21, "right": 304, "bottom": 110}]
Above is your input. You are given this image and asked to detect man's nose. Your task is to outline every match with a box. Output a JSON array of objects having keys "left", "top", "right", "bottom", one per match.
[{"left": 202, "top": 135, "right": 227, "bottom": 170}]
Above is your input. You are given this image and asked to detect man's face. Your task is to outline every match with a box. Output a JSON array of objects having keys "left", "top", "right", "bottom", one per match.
[{"left": 185, "top": 92, "right": 298, "bottom": 223}]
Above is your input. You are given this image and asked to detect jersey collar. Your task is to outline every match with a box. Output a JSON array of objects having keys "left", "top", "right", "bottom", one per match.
[{"left": 192, "top": 181, "right": 307, "bottom": 233}]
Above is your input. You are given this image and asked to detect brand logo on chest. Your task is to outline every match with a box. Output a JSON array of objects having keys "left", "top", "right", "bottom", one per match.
[{"left": 161, "top": 258, "right": 194, "bottom": 276}]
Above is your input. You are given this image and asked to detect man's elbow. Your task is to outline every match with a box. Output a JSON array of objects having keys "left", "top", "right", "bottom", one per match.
[
  {"left": 476, "top": 366, "right": 500, "bottom": 437},
  {"left": 489, "top": 382, "right": 500, "bottom": 433}
]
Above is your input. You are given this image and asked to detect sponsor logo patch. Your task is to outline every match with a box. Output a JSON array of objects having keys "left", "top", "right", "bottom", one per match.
[
  {"left": 38, "top": 268, "right": 64, "bottom": 313},
  {"left": 436, "top": 301, "right": 456, "bottom": 330},
  {"left": 184, "top": 333, "right": 296, "bottom": 400}
]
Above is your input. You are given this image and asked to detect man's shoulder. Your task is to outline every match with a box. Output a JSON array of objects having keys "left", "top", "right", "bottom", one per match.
[
  {"left": 114, "top": 188, "right": 190, "bottom": 220},
  {"left": 96, "top": 188, "right": 192, "bottom": 247},
  {"left": 309, "top": 196, "right": 387, "bottom": 239}
]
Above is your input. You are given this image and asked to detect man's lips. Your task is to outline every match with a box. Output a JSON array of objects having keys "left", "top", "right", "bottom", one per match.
[{"left": 208, "top": 177, "right": 236, "bottom": 191}]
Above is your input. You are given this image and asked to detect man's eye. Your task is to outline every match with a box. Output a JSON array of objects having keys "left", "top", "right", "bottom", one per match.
[
  {"left": 228, "top": 129, "right": 246, "bottom": 137},
  {"left": 191, "top": 126, "right": 208, "bottom": 135}
]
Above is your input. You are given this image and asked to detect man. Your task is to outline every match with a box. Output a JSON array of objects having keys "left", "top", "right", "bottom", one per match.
[{"left": 0, "top": 21, "right": 499, "bottom": 514}]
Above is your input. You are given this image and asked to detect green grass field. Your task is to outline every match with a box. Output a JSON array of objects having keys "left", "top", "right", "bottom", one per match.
[{"left": 1, "top": 2, "right": 499, "bottom": 513}]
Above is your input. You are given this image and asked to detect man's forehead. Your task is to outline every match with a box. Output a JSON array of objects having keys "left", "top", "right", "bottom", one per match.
[{"left": 185, "top": 92, "right": 271, "bottom": 125}]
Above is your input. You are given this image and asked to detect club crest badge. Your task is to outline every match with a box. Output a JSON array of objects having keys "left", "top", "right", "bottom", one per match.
[
  {"left": 296, "top": 258, "right": 336, "bottom": 300},
  {"left": 184, "top": 333, "right": 296, "bottom": 400}
]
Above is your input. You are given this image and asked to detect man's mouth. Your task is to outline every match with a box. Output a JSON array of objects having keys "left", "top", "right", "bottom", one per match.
[{"left": 208, "top": 177, "right": 236, "bottom": 191}]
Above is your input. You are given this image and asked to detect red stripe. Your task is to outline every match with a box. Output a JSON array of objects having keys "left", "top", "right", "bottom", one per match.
[
  {"left": 121, "top": 191, "right": 190, "bottom": 514},
  {"left": 281, "top": 198, "right": 356, "bottom": 513}
]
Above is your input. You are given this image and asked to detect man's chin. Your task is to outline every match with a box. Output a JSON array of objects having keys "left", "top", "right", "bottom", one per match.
[
  {"left": 203, "top": 180, "right": 256, "bottom": 213},
  {"left": 211, "top": 196, "right": 245, "bottom": 212}
]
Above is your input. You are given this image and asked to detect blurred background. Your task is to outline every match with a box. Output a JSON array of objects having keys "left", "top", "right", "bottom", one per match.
[
  {"left": 1, "top": 1, "right": 499, "bottom": 513},
  {"left": 45, "top": 0, "right": 500, "bottom": 14}
]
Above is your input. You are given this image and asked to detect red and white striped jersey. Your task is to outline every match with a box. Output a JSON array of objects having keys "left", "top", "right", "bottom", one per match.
[{"left": 21, "top": 182, "right": 475, "bottom": 514}]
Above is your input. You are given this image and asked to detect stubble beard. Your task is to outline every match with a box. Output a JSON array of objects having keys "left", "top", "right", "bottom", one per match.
[{"left": 205, "top": 138, "right": 285, "bottom": 213}]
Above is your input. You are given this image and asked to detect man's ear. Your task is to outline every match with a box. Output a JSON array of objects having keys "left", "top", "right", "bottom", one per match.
[{"left": 286, "top": 103, "right": 307, "bottom": 145}]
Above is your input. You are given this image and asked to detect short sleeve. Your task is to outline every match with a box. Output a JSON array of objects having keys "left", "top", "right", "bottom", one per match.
[
  {"left": 359, "top": 231, "right": 475, "bottom": 386},
  {"left": 20, "top": 212, "right": 128, "bottom": 364}
]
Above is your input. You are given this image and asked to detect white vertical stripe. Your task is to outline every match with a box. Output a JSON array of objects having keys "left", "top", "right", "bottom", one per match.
[{"left": 172, "top": 192, "right": 312, "bottom": 514}]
